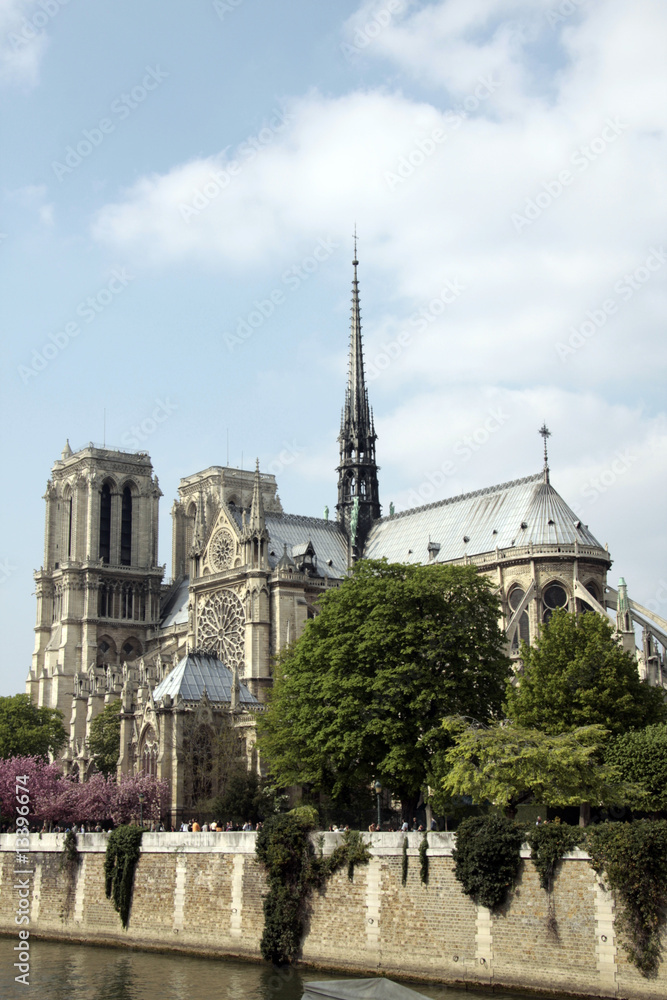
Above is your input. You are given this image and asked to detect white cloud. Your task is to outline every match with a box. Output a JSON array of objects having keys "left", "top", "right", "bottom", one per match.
[
  {"left": 5, "top": 182, "right": 54, "bottom": 224},
  {"left": 0, "top": 0, "right": 52, "bottom": 88},
  {"left": 90, "top": 0, "right": 667, "bottom": 601}
]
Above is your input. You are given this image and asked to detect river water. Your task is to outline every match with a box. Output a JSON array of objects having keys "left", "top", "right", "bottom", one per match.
[{"left": 0, "top": 936, "right": 569, "bottom": 1000}]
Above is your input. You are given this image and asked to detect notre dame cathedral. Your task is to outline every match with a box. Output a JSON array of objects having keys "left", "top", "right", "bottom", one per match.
[{"left": 25, "top": 251, "right": 667, "bottom": 824}]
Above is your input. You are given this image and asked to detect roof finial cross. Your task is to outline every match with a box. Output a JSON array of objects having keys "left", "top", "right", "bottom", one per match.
[
  {"left": 539, "top": 423, "right": 551, "bottom": 483},
  {"left": 352, "top": 224, "right": 358, "bottom": 265}
]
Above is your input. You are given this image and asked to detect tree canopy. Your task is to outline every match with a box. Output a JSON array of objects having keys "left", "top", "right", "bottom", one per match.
[
  {"left": 440, "top": 717, "right": 624, "bottom": 817},
  {"left": 505, "top": 609, "right": 667, "bottom": 735},
  {"left": 605, "top": 723, "right": 667, "bottom": 815},
  {"left": 88, "top": 699, "right": 121, "bottom": 778},
  {"left": 0, "top": 693, "right": 67, "bottom": 760},
  {"left": 258, "top": 559, "right": 511, "bottom": 815}
]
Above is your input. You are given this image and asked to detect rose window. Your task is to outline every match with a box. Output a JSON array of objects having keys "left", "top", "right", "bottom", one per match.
[
  {"left": 209, "top": 529, "right": 234, "bottom": 571},
  {"left": 197, "top": 590, "right": 245, "bottom": 667}
]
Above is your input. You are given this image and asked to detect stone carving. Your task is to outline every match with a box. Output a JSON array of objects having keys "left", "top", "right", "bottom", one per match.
[
  {"left": 197, "top": 589, "right": 245, "bottom": 668},
  {"left": 209, "top": 528, "right": 234, "bottom": 571}
]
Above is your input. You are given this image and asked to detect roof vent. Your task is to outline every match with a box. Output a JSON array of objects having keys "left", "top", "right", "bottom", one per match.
[
  {"left": 575, "top": 520, "right": 582, "bottom": 529},
  {"left": 427, "top": 540, "right": 441, "bottom": 560},
  {"left": 327, "top": 559, "right": 333, "bottom": 567},
  {"left": 548, "top": 518, "right": 555, "bottom": 525},
  {"left": 492, "top": 529, "right": 498, "bottom": 535},
  {"left": 463, "top": 535, "right": 470, "bottom": 544},
  {"left": 520, "top": 521, "right": 527, "bottom": 529}
]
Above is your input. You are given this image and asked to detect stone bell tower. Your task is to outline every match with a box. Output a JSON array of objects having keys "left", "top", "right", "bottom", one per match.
[{"left": 26, "top": 442, "right": 164, "bottom": 745}]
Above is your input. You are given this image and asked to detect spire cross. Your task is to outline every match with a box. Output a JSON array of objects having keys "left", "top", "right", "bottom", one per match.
[
  {"left": 352, "top": 225, "right": 358, "bottom": 265},
  {"left": 539, "top": 423, "right": 551, "bottom": 482}
]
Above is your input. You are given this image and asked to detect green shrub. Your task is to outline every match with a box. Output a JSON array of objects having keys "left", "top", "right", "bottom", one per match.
[
  {"left": 419, "top": 833, "right": 429, "bottom": 885},
  {"left": 527, "top": 822, "right": 581, "bottom": 892},
  {"left": 60, "top": 829, "right": 79, "bottom": 871},
  {"left": 453, "top": 814, "right": 523, "bottom": 909},
  {"left": 255, "top": 813, "right": 370, "bottom": 964},
  {"left": 587, "top": 820, "right": 667, "bottom": 977},
  {"left": 103, "top": 825, "right": 143, "bottom": 928}
]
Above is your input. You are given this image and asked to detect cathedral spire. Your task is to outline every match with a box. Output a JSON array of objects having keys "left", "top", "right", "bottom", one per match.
[
  {"left": 249, "top": 458, "right": 266, "bottom": 533},
  {"left": 336, "top": 238, "right": 380, "bottom": 557},
  {"left": 192, "top": 487, "right": 207, "bottom": 554},
  {"left": 539, "top": 423, "right": 551, "bottom": 484}
]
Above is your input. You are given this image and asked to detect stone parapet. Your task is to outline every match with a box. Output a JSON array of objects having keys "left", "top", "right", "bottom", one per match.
[{"left": 0, "top": 834, "right": 663, "bottom": 999}]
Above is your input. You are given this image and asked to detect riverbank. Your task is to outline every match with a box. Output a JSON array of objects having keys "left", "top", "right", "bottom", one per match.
[{"left": 0, "top": 832, "right": 663, "bottom": 999}]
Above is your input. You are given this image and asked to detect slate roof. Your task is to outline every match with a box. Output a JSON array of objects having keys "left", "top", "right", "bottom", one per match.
[
  {"left": 363, "top": 473, "right": 604, "bottom": 566},
  {"left": 152, "top": 651, "right": 259, "bottom": 706},
  {"left": 160, "top": 575, "right": 190, "bottom": 628},
  {"left": 265, "top": 514, "right": 349, "bottom": 579}
]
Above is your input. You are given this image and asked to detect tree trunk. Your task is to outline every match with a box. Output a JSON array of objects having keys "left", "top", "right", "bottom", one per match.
[
  {"left": 579, "top": 803, "right": 591, "bottom": 827},
  {"left": 401, "top": 793, "right": 420, "bottom": 826}
]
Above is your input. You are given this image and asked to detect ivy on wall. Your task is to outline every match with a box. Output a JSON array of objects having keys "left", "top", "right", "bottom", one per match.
[
  {"left": 419, "top": 834, "right": 429, "bottom": 885},
  {"left": 526, "top": 822, "right": 581, "bottom": 939},
  {"left": 255, "top": 812, "right": 370, "bottom": 965},
  {"left": 527, "top": 822, "right": 581, "bottom": 892},
  {"left": 452, "top": 815, "right": 523, "bottom": 910},
  {"left": 103, "top": 825, "right": 143, "bottom": 929},
  {"left": 586, "top": 820, "right": 667, "bottom": 977}
]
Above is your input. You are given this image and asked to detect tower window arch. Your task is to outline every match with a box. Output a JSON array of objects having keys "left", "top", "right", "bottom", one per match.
[
  {"left": 99, "top": 484, "right": 111, "bottom": 563},
  {"left": 120, "top": 487, "right": 132, "bottom": 566}
]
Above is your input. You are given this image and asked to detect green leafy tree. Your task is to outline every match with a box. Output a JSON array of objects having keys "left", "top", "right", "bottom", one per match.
[
  {"left": 506, "top": 609, "right": 667, "bottom": 736},
  {"left": 440, "top": 718, "right": 625, "bottom": 817},
  {"left": 605, "top": 723, "right": 667, "bottom": 815},
  {"left": 210, "top": 770, "right": 284, "bottom": 825},
  {"left": 88, "top": 699, "right": 121, "bottom": 777},
  {"left": 258, "top": 559, "right": 510, "bottom": 818},
  {"left": 0, "top": 693, "right": 66, "bottom": 759}
]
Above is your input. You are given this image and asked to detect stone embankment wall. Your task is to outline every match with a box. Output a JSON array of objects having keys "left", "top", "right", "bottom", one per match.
[{"left": 0, "top": 832, "right": 664, "bottom": 999}]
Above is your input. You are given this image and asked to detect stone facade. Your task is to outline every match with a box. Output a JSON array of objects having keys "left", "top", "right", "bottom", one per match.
[
  {"left": 24, "top": 254, "right": 667, "bottom": 808},
  {"left": 1, "top": 832, "right": 665, "bottom": 999}
]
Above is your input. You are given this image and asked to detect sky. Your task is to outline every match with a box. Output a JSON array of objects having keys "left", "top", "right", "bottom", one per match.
[{"left": 1, "top": 0, "right": 665, "bottom": 696}]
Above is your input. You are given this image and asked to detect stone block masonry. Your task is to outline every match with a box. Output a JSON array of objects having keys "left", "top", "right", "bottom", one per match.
[{"left": 0, "top": 832, "right": 664, "bottom": 999}]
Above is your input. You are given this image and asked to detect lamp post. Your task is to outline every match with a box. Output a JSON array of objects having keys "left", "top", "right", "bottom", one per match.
[
  {"left": 139, "top": 792, "right": 145, "bottom": 829},
  {"left": 374, "top": 780, "right": 382, "bottom": 831}
]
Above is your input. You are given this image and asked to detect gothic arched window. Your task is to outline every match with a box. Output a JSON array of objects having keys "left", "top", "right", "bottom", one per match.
[
  {"left": 120, "top": 487, "right": 132, "bottom": 566},
  {"left": 508, "top": 585, "right": 530, "bottom": 650},
  {"left": 99, "top": 484, "right": 111, "bottom": 564},
  {"left": 542, "top": 582, "right": 568, "bottom": 622}
]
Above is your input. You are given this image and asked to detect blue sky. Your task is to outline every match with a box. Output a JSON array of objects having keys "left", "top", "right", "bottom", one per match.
[{"left": 1, "top": 0, "right": 666, "bottom": 695}]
